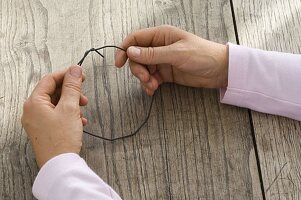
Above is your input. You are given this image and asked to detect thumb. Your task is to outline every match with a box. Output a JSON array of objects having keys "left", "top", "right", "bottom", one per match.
[
  {"left": 127, "top": 46, "right": 173, "bottom": 65},
  {"left": 58, "top": 66, "right": 83, "bottom": 109}
]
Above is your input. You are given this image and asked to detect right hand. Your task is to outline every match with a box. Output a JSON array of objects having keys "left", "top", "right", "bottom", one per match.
[{"left": 115, "top": 25, "right": 229, "bottom": 96}]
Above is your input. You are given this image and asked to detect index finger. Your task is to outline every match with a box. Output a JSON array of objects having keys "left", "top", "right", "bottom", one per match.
[{"left": 115, "top": 25, "right": 184, "bottom": 67}]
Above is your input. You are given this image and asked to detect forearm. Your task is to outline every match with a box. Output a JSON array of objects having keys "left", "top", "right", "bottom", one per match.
[
  {"left": 33, "top": 153, "right": 121, "bottom": 200},
  {"left": 221, "top": 43, "right": 301, "bottom": 121}
]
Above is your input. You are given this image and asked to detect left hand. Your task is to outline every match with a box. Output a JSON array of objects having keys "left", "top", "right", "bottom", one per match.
[
  {"left": 115, "top": 25, "right": 228, "bottom": 96},
  {"left": 21, "top": 66, "right": 88, "bottom": 168}
]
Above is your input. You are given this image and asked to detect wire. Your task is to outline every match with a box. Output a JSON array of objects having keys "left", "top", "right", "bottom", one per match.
[{"left": 78, "top": 45, "right": 155, "bottom": 142}]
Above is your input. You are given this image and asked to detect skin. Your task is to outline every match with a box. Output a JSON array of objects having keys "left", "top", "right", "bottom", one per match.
[
  {"left": 21, "top": 66, "right": 88, "bottom": 167},
  {"left": 21, "top": 25, "right": 228, "bottom": 168},
  {"left": 115, "top": 25, "right": 228, "bottom": 96}
]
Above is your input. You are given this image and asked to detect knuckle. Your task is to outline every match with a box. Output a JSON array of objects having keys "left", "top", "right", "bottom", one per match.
[
  {"left": 63, "top": 82, "right": 81, "bottom": 93},
  {"left": 21, "top": 115, "right": 26, "bottom": 126},
  {"left": 41, "top": 74, "right": 51, "bottom": 81},
  {"left": 127, "top": 32, "right": 135, "bottom": 40},
  {"left": 61, "top": 101, "right": 78, "bottom": 112},
  {"left": 21, "top": 100, "right": 31, "bottom": 127},
  {"left": 145, "top": 47, "right": 155, "bottom": 64},
  {"left": 21, "top": 115, "right": 30, "bottom": 128},
  {"left": 152, "top": 80, "right": 158, "bottom": 90},
  {"left": 126, "top": 32, "right": 137, "bottom": 45},
  {"left": 22, "top": 99, "right": 32, "bottom": 112},
  {"left": 159, "top": 24, "right": 174, "bottom": 31},
  {"left": 129, "top": 64, "right": 139, "bottom": 77}
]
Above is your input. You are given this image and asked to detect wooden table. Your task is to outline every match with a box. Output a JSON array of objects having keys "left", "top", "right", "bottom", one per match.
[{"left": 1, "top": 0, "right": 300, "bottom": 199}]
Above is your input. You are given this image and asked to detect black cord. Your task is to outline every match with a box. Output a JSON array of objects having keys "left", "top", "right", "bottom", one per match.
[{"left": 78, "top": 45, "right": 155, "bottom": 142}]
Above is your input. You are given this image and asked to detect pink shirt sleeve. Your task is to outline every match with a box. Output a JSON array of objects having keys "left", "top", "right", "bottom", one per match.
[
  {"left": 221, "top": 43, "right": 301, "bottom": 121},
  {"left": 32, "top": 153, "right": 122, "bottom": 200}
]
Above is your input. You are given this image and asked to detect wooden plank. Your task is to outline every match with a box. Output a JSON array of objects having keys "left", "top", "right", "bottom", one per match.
[
  {"left": 0, "top": 0, "right": 52, "bottom": 199},
  {"left": 232, "top": 0, "right": 301, "bottom": 199},
  {"left": 0, "top": 0, "right": 262, "bottom": 199}
]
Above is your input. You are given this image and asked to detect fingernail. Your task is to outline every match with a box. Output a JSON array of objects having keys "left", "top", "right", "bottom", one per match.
[
  {"left": 70, "top": 66, "right": 82, "bottom": 78},
  {"left": 129, "top": 46, "right": 141, "bottom": 57}
]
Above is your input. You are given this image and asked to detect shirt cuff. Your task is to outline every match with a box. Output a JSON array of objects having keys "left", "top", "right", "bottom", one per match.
[
  {"left": 220, "top": 43, "right": 301, "bottom": 121},
  {"left": 32, "top": 153, "right": 86, "bottom": 199},
  {"left": 33, "top": 153, "right": 122, "bottom": 200},
  {"left": 220, "top": 43, "right": 246, "bottom": 106}
]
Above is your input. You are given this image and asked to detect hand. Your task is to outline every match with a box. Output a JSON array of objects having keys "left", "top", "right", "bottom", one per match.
[
  {"left": 115, "top": 25, "right": 228, "bottom": 96},
  {"left": 21, "top": 66, "right": 88, "bottom": 168}
]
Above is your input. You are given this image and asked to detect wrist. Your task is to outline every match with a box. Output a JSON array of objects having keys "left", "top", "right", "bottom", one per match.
[
  {"left": 35, "top": 145, "right": 81, "bottom": 168},
  {"left": 217, "top": 44, "right": 229, "bottom": 88}
]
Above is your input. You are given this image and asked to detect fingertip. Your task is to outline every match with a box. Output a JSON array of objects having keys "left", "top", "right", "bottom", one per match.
[
  {"left": 58, "top": 66, "right": 83, "bottom": 108},
  {"left": 146, "top": 80, "right": 153, "bottom": 89},
  {"left": 137, "top": 72, "right": 149, "bottom": 83},
  {"left": 69, "top": 65, "right": 83, "bottom": 79},
  {"left": 144, "top": 76, "right": 158, "bottom": 90},
  {"left": 145, "top": 88, "right": 154, "bottom": 96},
  {"left": 144, "top": 72, "right": 151, "bottom": 82},
  {"left": 152, "top": 72, "right": 164, "bottom": 85},
  {"left": 141, "top": 84, "right": 152, "bottom": 96},
  {"left": 129, "top": 61, "right": 150, "bottom": 83},
  {"left": 72, "top": 64, "right": 83, "bottom": 73},
  {"left": 115, "top": 50, "right": 128, "bottom": 68},
  {"left": 80, "top": 94, "right": 88, "bottom": 106},
  {"left": 82, "top": 72, "right": 86, "bottom": 82},
  {"left": 82, "top": 117, "right": 88, "bottom": 126},
  {"left": 151, "top": 78, "right": 159, "bottom": 90}
]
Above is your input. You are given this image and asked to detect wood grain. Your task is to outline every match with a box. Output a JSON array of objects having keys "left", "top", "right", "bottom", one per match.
[
  {"left": 232, "top": 0, "right": 301, "bottom": 199},
  {"left": 0, "top": 0, "right": 262, "bottom": 199}
]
